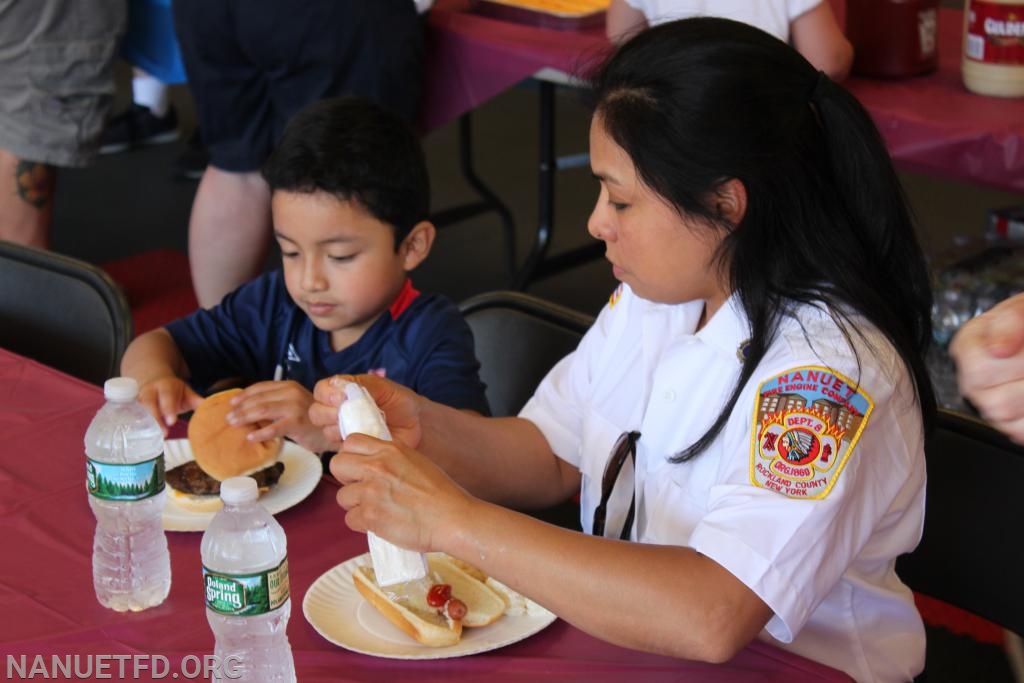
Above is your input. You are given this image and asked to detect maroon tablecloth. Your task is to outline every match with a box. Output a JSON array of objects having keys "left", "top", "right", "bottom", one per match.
[
  {"left": 0, "top": 348, "right": 853, "bottom": 681},
  {"left": 420, "top": 1, "right": 1024, "bottom": 194}
]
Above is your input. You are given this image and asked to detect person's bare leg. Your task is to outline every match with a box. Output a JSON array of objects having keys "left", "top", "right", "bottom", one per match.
[
  {"left": 0, "top": 148, "right": 54, "bottom": 248},
  {"left": 188, "top": 165, "right": 272, "bottom": 308}
]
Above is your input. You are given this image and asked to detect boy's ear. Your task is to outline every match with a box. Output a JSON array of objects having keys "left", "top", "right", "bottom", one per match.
[
  {"left": 399, "top": 220, "right": 436, "bottom": 271},
  {"left": 714, "top": 178, "right": 747, "bottom": 226}
]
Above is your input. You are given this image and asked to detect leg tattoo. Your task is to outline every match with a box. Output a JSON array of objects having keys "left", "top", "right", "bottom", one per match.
[{"left": 15, "top": 160, "right": 53, "bottom": 210}]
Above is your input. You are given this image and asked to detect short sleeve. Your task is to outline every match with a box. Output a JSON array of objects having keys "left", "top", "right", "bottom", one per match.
[
  {"left": 788, "top": 0, "right": 823, "bottom": 20},
  {"left": 688, "top": 338, "right": 924, "bottom": 640},
  {"left": 400, "top": 297, "right": 491, "bottom": 415},
  {"left": 520, "top": 289, "right": 624, "bottom": 468},
  {"left": 165, "top": 273, "right": 287, "bottom": 391}
]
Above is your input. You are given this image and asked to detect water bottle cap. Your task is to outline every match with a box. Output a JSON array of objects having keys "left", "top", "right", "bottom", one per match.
[
  {"left": 220, "top": 476, "right": 259, "bottom": 505},
  {"left": 104, "top": 377, "right": 140, "bottom": 402}
]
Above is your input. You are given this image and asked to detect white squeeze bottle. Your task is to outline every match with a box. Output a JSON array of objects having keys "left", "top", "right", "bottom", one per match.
[
  {"left": 85, "top": 376, "right": 171, "bottom": 611},
  {"left": 201, "top": 476, "right": 295, "bottom": 683},
  {"left": 338, "top": 382, "right": 428, "bottom": 586}
]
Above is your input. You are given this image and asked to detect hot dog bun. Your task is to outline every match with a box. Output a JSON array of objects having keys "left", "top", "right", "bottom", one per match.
[
  {"left": 352, "top": 554, "right": 507, "bottom": 647},
  {"left": 426, "top": 554, "right": 505, "bottom": 628},
  {"left": 353, "top": 566, "right": 463, "bottom": 647},
  {"left": 187, "top": 388, "right": 283, "bottom": 481}
]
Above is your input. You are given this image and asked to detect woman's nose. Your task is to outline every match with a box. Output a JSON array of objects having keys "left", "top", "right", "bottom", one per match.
[{"left": 587, "top": 200, "right": 612, "bottom": 242}]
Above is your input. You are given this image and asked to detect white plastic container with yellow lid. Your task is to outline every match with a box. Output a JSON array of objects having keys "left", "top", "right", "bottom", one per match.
[{"left": 962, "top": 0, "right": 1024, "bottom": 97}]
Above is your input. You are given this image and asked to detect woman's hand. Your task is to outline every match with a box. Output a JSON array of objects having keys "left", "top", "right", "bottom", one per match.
[
  {"left": 329, "top": 433, "right": 474, "bottom": 552},
  {"left": 225, "top": 380, "right": 332, "bottom": 452},
  {"left": 310, "top": 374, "right": 425, "bottom": 450}
]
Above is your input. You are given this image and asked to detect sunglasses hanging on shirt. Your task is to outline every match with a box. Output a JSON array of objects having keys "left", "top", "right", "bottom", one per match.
[{"left": 591, "top": 430, "right": 641, "bottom": 540}]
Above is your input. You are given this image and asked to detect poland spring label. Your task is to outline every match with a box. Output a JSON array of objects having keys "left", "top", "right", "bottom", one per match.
[
  {"left": 203, "top": 559, "right": 290, "bottom": 616},
  {"left": 86, "top": 454, "right": 165, "bottom": 501}
]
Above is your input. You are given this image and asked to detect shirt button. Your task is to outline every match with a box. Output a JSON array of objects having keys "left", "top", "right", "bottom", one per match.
[{"left": 663, "top": 389, "right": 677, "bottom": 402}]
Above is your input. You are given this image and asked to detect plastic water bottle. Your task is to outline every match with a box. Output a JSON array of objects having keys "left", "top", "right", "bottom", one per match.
[
  {"left": 85, "top": 377, "right": 171, "bottom": 611},
  {"left": 202, "top": 477, "right": 295, "bottom": 683}
]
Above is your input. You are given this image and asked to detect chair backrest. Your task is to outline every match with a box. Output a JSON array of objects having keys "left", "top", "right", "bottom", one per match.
[
  {"left": 0, "top": 241, "right": 133, "bottom": 385},
  {"left": 459, "top": 290, "right": 593, "bottom": 417},
  {"left": 897, "top": 408, "right": 1024, "bottom": 637}
]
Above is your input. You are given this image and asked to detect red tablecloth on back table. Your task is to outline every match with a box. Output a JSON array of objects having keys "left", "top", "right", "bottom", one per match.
[
  {"left": 420, "top": 1, "right": 1024, "bottom": 195},
  {"left": 0, "top": 348, "right": 852, "bottom": 681}
]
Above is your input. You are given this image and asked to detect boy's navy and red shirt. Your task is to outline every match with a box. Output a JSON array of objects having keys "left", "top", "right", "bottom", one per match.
[{"left": 165, "top": 271, "right": 490, "bottom": 415}]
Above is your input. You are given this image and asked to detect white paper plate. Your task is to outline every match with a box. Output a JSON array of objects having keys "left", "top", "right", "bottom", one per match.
[
  {"left": 303, "top": 553, "right": 557, "bottom": 659},
  {"left": 162, "top": 438, "right": 322, "bottom": 532}
]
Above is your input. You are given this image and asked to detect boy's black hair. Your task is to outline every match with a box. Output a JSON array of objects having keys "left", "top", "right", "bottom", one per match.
[
  {"left": 262, "top": 96, "right": 429, "bottom": 248},
  {"left": 586, "top": 17, "right": 936, "bottom": 461}
]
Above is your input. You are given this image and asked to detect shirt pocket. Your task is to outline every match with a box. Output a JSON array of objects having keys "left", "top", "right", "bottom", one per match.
[
  {"left": 579, "top": 412, "right": 635, "bottom": 538},
  {"left": 641, "top": 444, "right": 720, "bottom": 545}
]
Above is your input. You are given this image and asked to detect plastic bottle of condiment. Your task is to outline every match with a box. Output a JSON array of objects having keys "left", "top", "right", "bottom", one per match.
[
  {"left": 962, "top": 0, "right": 1024, "bottom": 97},
  {"left": 847, "top": 0, "right": 940, "bottom": 78},
  {"left": 85, "top": 377, "right": 171, "bottom": 611}
]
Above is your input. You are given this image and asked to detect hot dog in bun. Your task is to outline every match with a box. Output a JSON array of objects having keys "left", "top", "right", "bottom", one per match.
[
  {"left": 353, "top": 553, "right": 507, "bottom": 647},
  {"left": 166, "top": 388, "right": 285, "bottom": 512}
]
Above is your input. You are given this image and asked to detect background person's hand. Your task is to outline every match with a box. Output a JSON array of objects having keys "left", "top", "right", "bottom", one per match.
[
  {"left": 950, "top": 292, "right": 1024, "bottom": 443},
  {"left": 310, "top": 374, "right": 424, "bottom": 449},
  {"left": 226, "top": 380, "right": 332, "bottom": 453},
  {"left": 137, "top": 376, "right": 203, "bottom": 434}
]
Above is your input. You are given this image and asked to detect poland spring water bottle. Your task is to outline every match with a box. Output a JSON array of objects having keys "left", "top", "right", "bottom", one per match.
[
  {"left": 85, "top": 376, "right": 171, "bottom": 611},
  {"left": 202, "top": 476, "right": 295, "bottom": 683}
]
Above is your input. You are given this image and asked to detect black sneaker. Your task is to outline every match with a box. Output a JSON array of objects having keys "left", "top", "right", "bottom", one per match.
[
  {"left": 99, "top": 104, "right": 180, "bottom": 154},
  {"left": 173, "top": 128, "right": 209, "bottom": 181}
]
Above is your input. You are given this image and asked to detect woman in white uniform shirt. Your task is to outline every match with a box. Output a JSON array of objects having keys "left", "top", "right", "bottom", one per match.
[
  {"left": 607, "top": 0, "right": 853, "bottom": 80},
  {"left": 310, "top": 18, "right": 934, "bottom": 682}
]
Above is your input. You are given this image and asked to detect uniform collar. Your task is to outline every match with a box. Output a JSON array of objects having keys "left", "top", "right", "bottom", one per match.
[{"left": 693, "top": 294, "right": 750, "bottom": 363}]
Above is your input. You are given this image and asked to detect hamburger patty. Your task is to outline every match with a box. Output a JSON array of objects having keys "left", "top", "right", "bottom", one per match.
[{"left": 166, "top": 460, "right": 286, "bottom": 495}]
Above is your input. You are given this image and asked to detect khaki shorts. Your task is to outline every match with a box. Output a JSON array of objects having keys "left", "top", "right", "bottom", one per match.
[{"left": 0, "top": 0, "right": 126, "bottom": 167}]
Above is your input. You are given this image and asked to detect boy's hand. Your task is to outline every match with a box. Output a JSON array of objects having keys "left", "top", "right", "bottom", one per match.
[
  {"left": 310, "top": 374, "right": 424, "bottom": 449},
  {"left": 138, "top": 376, "right": 203, "bottom": 434},
  {"left": 226, "top": 380, "right": 333, "bottom": 453}
]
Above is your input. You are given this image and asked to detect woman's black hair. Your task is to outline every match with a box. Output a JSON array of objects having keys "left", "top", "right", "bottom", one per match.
[
  {"left": 585, "top": 17, "right": 936, "bottom": 460},
  {"left": 261, "top": 96, "right": 429, "bottom": 249}
]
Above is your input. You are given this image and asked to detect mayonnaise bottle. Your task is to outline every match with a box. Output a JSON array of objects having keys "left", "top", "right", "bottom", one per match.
[
  {"left": 337, "top": 381, "right": 429, "bottom": 587},
  {"left": 962, "top": 0, "right": 1024, "bottom": 97}
]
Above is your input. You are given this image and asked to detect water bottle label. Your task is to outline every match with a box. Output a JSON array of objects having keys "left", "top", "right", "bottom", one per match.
[
  {"left": 203, "top": 558, "right": 290, "bottom": 616},
  {"left": 86, "top": 454, "right": 165, "bottom": 501}
]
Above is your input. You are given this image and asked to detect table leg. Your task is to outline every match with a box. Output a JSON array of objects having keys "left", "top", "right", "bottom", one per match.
[
  {"left": 511, "top": 80, "right": 603, "bottom": 291},
  {"left": 430, "top": 113, "right": 518, "bottom": 278}
]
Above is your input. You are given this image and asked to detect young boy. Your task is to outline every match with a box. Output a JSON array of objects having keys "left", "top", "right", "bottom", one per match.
[{"left": 120, "top": 96, "right": 489, "bottom": 454}]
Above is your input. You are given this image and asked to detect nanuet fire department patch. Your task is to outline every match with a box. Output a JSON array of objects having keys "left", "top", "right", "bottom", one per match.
[{"left": 749, "top": 366, "right": 873, "bottom": 500}]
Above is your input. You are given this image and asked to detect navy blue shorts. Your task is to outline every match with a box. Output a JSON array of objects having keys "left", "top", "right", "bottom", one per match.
[{"left": 172, "top": 0, "right": 423, "bottom": 172}]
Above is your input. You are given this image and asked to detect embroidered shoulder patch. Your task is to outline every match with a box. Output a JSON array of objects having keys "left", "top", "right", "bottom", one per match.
[
  {"left": 749, "top": 366, "right": 873, "bottom": 500},
  {"left": 608, "top": 283, "right": 624, "bottom": 309}
]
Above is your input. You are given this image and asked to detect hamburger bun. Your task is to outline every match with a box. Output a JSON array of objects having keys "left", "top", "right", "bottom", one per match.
[
  {"left": 167, "top": 487, "right": 227, "bottom": 513},
  {"left": 187, "top": 388, "right": 283, "bottom": 481}
]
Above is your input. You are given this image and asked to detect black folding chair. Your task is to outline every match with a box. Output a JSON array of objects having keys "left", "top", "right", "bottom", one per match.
[
  {"left": 897, "top": 408, "right": 1024, "bottom": 680},
  {"left": 459, "top": 290, "right": 594, "bottom": 529},
  {"left": 0, "top": 240, "right": 132, "bottom": 385},
  {"left": 459, "top": 290, "right": 593, "bottom": 418}
]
